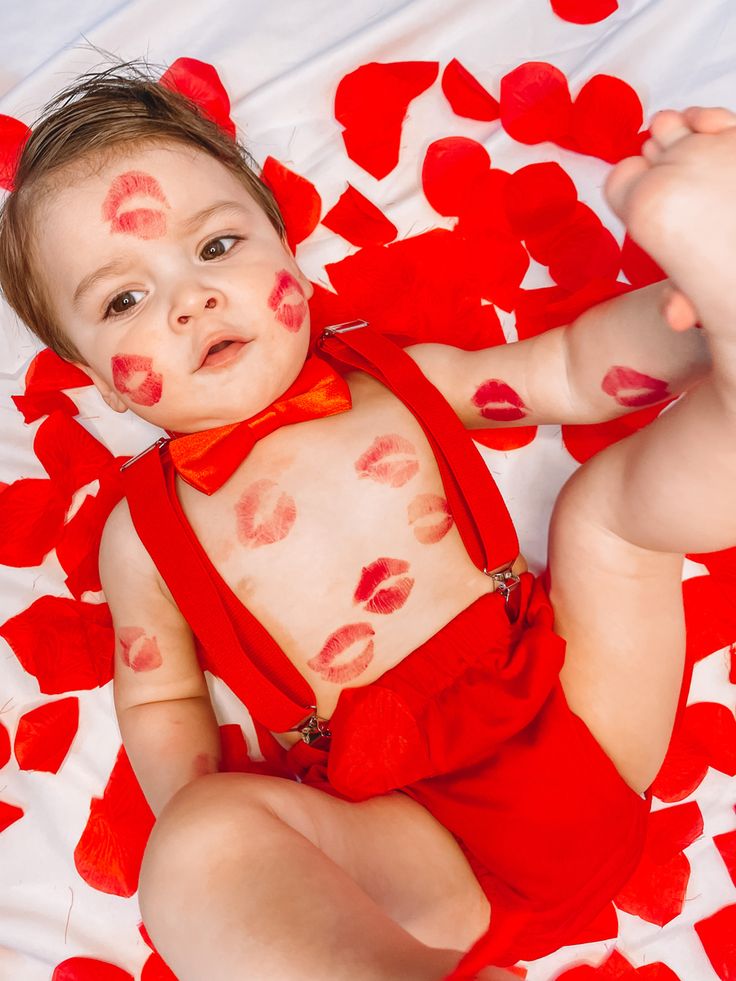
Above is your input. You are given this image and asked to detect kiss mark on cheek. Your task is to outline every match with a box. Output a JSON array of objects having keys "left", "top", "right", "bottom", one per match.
[
  {"left": 354, "top": 434, "right": 419, "bottom": 487},
  {"left": 111, "top": 354, "right": 164, "bottom": 406},
  {"left": 307, "top": 623, "right": 375, "bottom": 683},
  {"left": 118, "top": 627, "right": 163, "bottom": 672},
  {"left": 471, "top": 379, "right": 528, "bottom": 422},
  {"left": 267, "top": 269, "right": 308, "bottom": 332},
  {"left": 353, "top": 557, "right": 414, "bottom": 615},
  {"left": 101, "top": 170, "right": 169, "bottom": 240},
  {"left": 236, "top": 478, "right": 297, "bottom": 547},
  {"left": 601, "top": 366, "right": 671, "bottom": 407},
  {"left": 407, "top": 493, "right": 454, "bottom": 544}
]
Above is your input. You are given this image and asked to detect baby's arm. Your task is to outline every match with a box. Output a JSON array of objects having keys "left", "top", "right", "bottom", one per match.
[
  {"left": 406, "top": 280, "right": 711, "bottom": 427},
  {"left": 99, "top": 501, "right": 221, "bottom": 818}
]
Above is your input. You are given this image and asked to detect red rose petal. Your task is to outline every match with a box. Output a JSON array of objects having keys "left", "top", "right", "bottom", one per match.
[
  {"left": 24, "top": 349, "right": 92, "bottom": 394},
  {"left": 559, "top": 900, "right": 618, "bottom": 949},
  {"left": 56, "top": 471, "right": 125, "bottom": 599},
  {"left": 686, "top": 545, "right": 736, "bottom": 577},
  {"left": 457, "top": 229, "right": 530, "bottom": 311},
  {"left": 34, "top": 411, "right": 114, "bottom": 497},
  {"left": 500, "top": 62, "right": 573, "bottom": 145},
  {"left": 694, "top": 904, "right": 736, "bottom": 981},
  {"left": 322, "top": 183, "right": 397, "bottom": 246},
  {"left": 14, "top": 697, "right": 79, "bottom": 772},
  {"left": 0, "top": 720, "right": 10, "bottom": 768},
  {"left": 553, "top": 949, "right": 635, "bottom": 979},
  {"left": 524, "top": 201, "right": 600, "bottom": 265},
  {"left": 141, "top": 953, "right": 178, "bottom": 981},
  {"left": 52, "top": 958, "right": 134, "bottom": 981},
  {"left": 683, "top": 573, "right": 736, "bottom": 665},
  {"left": 0, "top": 800, "right": 24, "bottom": 832},
  {"left": 0, "top": 478, "right": 69, "bottom": 566},
  {"left": 545, "top": 210, "right": 621, "bottom": 291},
  {"left": 422, "top": 136, "right": 491, "bottom": 217},
  {"left": 0, "top": 595, "right": 114, "bottom": 694},
  {"left": 74, "top": 746, "right": 154, "bottom": 896},
  {"left": 551, "top": 0, "right": 618, "bottom": 23},
  {"left": 455, "top": 168, "right": 515, "bottom": 239},
  {"left": 261, "top": 156, "right": 321, "bottom": 252},
  {"left": 562, "top": 401, "right": 666, "bottom": 464},
  {"left": 441, "top": 59, "right": 500, "bottom": 121},
  {"left": 714, "top": 814, "right": 736, "bottom": 888},
  {"left": 335, "top": 61, "right": 439, "bottom": 179},
  {"left": 159, "top": 57, "right": 236, "bottom": 139},
  {"left": 0, "top": 114, "right": 31, "bottom": 191},
  {"left": 652, "top": 702, "right": 736, "bottom": 803},
  {"left": 621, "top": 233, "right": 666, "bottom": 288},
  {"left": 12, "top": 391, "right": 79, "bottom": 423},
  {"left": 504, "top": 161, "right": 578, "bottom": 237},
  {"left": 569, "top": 74, "right": 644, "bottom": 163},
  {"left": 473, "top": 426, "right": 538, "bottom": 451}
]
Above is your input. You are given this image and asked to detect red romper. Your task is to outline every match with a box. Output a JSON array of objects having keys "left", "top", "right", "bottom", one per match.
[{"left": 121, "top": 324, "right": 652, "bottom": 979}]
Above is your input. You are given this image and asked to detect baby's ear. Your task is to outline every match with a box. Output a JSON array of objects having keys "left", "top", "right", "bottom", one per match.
[{"left": 71, "top": 361, "right": 128, "bottom": 413}]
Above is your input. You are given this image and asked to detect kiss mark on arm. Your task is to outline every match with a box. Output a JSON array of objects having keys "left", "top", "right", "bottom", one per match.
[
  {"left": 601, "top": 366, "right": 671, "bottom": 408},
  {"left": 407, "top": 493, "right": 454, "bottom": 544},
  {"left": 353, "top": 557, "right": 414, "bottom": 614},
  {"left": 111, "top": 354, "right": 164, "bottom": 406},
  {"left": 307, "top": 622, "right": 375, "bottom": 683},
  {"left": 101, "top": 170, "right": 170, "bottom": 240},
  {"left": 118, "top": 626, "right": 163, "bottom": 672},
  {"left": 471, "top": 379, "right": 528, "bottom": 422},
  {"left": 354, "top": 433, "right": 419, "bottom": 487},
  {"left": 267, "top": 269, "right": 308, "bottom": 332},
  {"left": 236, "top": 478, "right": 297, "bottom": 547}
]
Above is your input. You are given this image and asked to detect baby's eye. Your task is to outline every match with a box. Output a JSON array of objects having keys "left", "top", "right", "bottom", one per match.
[
  {"left": 105, "top": 290, "right": 145, "bottom": 318},
  {"left": 201, "top": 236, "right": 241, "bottom": 261}
]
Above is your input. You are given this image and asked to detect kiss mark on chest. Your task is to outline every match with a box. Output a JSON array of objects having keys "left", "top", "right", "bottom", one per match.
[
  {"left": 354, "top": 433, "right": 419, "bottom": 487},
  {"left": 236, "top": 478, "right": 297, "bottom": 547},
  {"left": 353, "top": 557, "right": 415, "bottom": 614},
  {"left": 407, "top": 493, "right": 454, "bottom": 543},
  {"left": 307, "top": 622, "right": 375, "bottom": 683}
]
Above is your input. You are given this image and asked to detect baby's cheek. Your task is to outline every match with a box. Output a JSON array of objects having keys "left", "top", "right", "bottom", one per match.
[
  {"left": 111, "top": 354, "right": 164, "bottom": 406},
  {"left": 267, "top": 269, "right": 308, "bottom": 333}
]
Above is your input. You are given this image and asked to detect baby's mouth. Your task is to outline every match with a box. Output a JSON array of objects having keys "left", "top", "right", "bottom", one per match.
[{"left": 199, "top": 339, "right": 248, "bottom": 369}]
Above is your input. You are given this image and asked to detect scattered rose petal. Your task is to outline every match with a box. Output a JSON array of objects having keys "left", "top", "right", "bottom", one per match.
[
  {"left": 0, "top": 478, "right": 69, "bottom": 566},
  {"left": 714, "top": 811, "right": 736, "bottom": 888},
  {"left": 686, "top": 545, "right": 736, "bottom": 578},
  {"left": 473, "top": 426, "right": 538, "bottom": 451},
  {"left": 441, "top": 59, "right": 500, "bottom": 120},
  {"left": 141, "top": 953, "right": 178, "bottom": 981},
  {"left": 74, "top": 746, "right": 154, "bottom": 896},
  {"left": 569, "top": 74, "right": 644, "bottom": 163},
  {"left": 683, "top": 573, "right": 736, "bottom": 666},
  {"left": 504, "top": 161, "right": 578, "bottom": 237},
  {"left": 652, "top": 702, "right": 736, "bottom": 803},
  {"left": 551, "top": 0, "right": 618, "bottom": 23},
  {"left": 0, "top": 720, "right": 9, "bottom": 768},
  {"left": 56, "top": 470, "right": 125, "bottom": 598},
  {"left": 562, "top": 401, "right": 666, "bottom": 464},
  {"left": 34, "top": 411, "right": 114, "bottom": 498},
  {"left": 159, "top": 57, "right": 236, "bottom": 138},
  {"left": 455, "top": 168, "right": 515, "bottom": 239},
  {"left": 14, "top": 697, "right": 79, "bottom": 773},
  {"left": 0, "top": 800, "right": 24, "bottom": 832},
  {"left": 422, "top": 136, "right": 491, "bottom": 217},
  {"left": 322, "top": 183, "right": 397, "bottom": 246},
  {"left": 24, "top": 349, "right": 92, "bottom": 394},
  {"left": 0, "top": 595, "right": 114, "bottom": 694},
  {"left": 335, "top": 61, "right": 439, "bottom": 178},
  {"left": 52, "top": 958, "right": 134, "bottom": 981},
  {"left": 695, "top": 904, "right": 736, "bottom": 981},
  {"left": 12, "top": 391, "right": 79, "bottom": 423},
  {"left": 0, "top": 113, "right": 31, "bottom": 191},
  {"left": 500, "top": 62, "right": 573, "bottom": 145},
  {"left": 261, "top": 156, "right": 321, "bottom": 252}
]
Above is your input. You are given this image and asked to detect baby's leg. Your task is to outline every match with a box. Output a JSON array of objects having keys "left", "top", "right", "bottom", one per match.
[
  {"left": 138, "top": 771, "right": 515, "bottom": 980},
  {"left": 549, "top": 107, "right": 736, "bottom": 794}
]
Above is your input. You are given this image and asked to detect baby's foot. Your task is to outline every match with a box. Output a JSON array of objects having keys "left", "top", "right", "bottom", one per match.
[{"left": 604, "top": 106, "right": 736, "bottom": 340}]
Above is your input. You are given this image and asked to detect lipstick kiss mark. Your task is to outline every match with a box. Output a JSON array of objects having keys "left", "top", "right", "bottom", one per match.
[
  {"left": 111, "top": 354, "right": 163, "bottom": 406},
  {"left": 353, "top": 557, "right": 415, "bottom": 615},
  {"left": 354, "top": 433, "right": 419, "bottom": 487},
  {"left": 307, "top": 622, "right": 375, "bottom": 683},
  {"left": 236, "top": 478, "right": 297, "bottom": 548},
  {"left": 118, "top": 626, "right": 163, "bottom": 672},
  {"left": 471, "top": 379, "right": 528, "bottom": 422},
  {"left": 101, "top": 170, "right": 170, "bottom": 240},
  {"left": 407, "top": 493, "right": 454, "bottom": 544},
  {"left": 267, "top": 269, "right": 308, "bottom": 332},
  {"left": 601, "top": 366, "right": 672, "bottom": 408}
]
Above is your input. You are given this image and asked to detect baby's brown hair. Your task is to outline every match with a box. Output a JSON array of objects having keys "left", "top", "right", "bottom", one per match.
[{"left": 0, "top": 60, "right": 286, "bottom": 365}]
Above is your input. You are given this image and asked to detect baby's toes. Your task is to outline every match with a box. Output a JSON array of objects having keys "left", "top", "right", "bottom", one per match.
[
  {"left": 682, "top": 105, "right": 736, "bottom": 134},
  {"left": 648, "top": 109, "right": 693, "bottom": 150}
]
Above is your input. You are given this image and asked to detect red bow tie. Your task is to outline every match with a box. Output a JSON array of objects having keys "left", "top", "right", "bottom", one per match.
[{"left": 167, "top": 355, "right": 352, "bottom": 494}]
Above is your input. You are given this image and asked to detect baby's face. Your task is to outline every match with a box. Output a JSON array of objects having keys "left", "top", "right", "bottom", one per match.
[{"left": 34, "top": 142, "right": 314, "bottom": 432}]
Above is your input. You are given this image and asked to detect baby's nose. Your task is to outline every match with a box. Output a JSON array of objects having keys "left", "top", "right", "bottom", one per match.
[{"left": 178, "top": 296, "right": 218, "bottom": 325}]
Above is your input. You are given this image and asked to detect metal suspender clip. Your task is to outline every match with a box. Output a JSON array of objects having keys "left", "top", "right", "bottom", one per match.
[
  {"left": 120, "top": 435, "right": 170, "bottom": 472},
  {"left": 319, "top": 319, "right": 369, "bottom": 341},
  {"left": 483, "top": 564, "right": 521, "bottom": 602},
  {"left": 291, "top": 708, "right": 332, "bottom": 746}
]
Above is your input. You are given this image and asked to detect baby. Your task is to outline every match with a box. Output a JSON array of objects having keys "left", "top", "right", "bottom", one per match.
[{"left": 0, "top": 63, "right": 732, "bottom": 981}]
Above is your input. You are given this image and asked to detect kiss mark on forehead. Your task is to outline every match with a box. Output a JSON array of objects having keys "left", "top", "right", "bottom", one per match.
[
  {"left": 101, "top": 170, "right": 170, "bottom": 240},
  {"left": 111, "top": 354, "right": 164, "bottom": 406},
  {"left": 267, "top": 269, "right": 308, "bottom": 332}
]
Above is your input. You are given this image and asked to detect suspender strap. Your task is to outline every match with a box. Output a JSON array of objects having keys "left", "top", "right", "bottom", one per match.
[
  {"left": 317, "top": 325, "right": 519, "bottom": 572},
  {"left": 121, "top": 442, "right": 314, "bottom": 732}
]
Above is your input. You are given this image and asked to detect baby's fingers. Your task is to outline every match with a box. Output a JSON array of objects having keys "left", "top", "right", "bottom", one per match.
[{"left": 661, "top": 285, "right": 699, "bottom": 332}]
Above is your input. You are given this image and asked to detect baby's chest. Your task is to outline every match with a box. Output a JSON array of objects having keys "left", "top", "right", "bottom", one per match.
[{"left": 175, "top": 379, "right": 491, "bottom": 718}]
